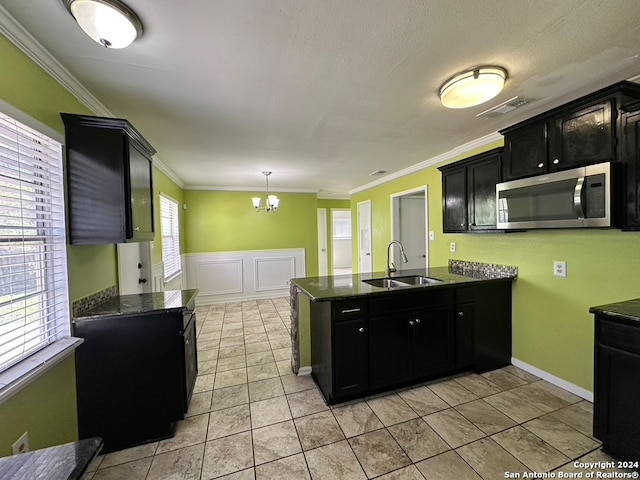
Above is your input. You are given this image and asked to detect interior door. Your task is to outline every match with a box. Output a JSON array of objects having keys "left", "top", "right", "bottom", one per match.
[
  {"left": 317, "top": 208, "right": 329, "bottom": 276},
  {"left": 117, "top": 242, "right": 152, "bottom": 294},
  {"left": 357, "top": 201, "right": 372, "bottom": 273}
]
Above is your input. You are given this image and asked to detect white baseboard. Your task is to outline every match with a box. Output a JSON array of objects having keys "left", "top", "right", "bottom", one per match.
[
  {"left": 511, "top": 357, "right": 593, "bottom": 402},
  {"left": 297, "top": 366, "right": 312, "bottom": 376}
]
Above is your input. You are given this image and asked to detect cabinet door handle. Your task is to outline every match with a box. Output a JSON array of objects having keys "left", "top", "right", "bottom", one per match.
[
  {"left": 553, "top": 159, "right": 560, "bottom": 165},
  {"left": 458, "top": 311, "right": 464, "bottom": 316},
  {"left": 358, "top": 327, "right": 364, "bottom": 333},
  {"left": 341, "top": 308, "right": 361, "bottom": 314},
  {"left": 537, "top": 163, "right": 544, "bottom": 168},
  {"left": 415, "top": 318, "right": 421, "bottom": 324},
  {"left": 409, "top": 320, "right": 415, "bottom": 326}
]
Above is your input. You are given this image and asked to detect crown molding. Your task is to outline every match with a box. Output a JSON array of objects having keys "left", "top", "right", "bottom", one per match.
[
  {"left": 0, "top": 5, "right": 190, "bottom": 187},
  {"left": 317, "top": 194, "right": 351, "bottom": 200},
  {"left": 153, "top": 156, "right": 185, "bottom": 188},
  {"left": 0, "top": 5, "right": 113, "bottom": 117},
  {"left": 185, "top": 184, "right": 319, "bottom": 193},
  {"left": 348, "top": 131, "right": 503, "bottom": 195}
]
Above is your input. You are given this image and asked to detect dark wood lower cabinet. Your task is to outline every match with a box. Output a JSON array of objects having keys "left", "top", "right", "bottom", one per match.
[
  {"left": 593, "top": 314, "right": 640, "bottom": 461},
  {"left": 311, "top": 281, "right": 512, "bottom": 404}
]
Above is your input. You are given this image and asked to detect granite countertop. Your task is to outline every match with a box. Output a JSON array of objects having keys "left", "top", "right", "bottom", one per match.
[
  {"left": 0, "top": 437, "right": 102, "bottom": 480},
  {"left": 589, "top": 298, "right": 640, "bottom": 322},
  {"left": 291, "top": 266, "right": 516, "bottom": 302},
  {"left": 75, "top": 289, "right": 199, "bottom": 319}
]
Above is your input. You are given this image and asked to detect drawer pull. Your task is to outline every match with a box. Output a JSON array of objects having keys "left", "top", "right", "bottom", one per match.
[
  {"left": 358, "top": 327, "right": 364, "bottom": 333},
  {"left": 415, "top": 318, "right": 421, "bottom": 324},
  {"left": 409, "top": 320, "right": 415, "bottom": 326},
  {"left": 341, "top": 308, "right": 361, "bottom": 314},
  {"left": 458, "top": 311, "right": 464, "bottom": 316}
]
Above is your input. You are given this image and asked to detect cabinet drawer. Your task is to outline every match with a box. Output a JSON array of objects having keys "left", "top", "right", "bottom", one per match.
[
  {"left": 333, "top": 300, "right": 366, "bottom": 321},
  {"left": 598, "top": 318, "right": 640, "bottom": 355},
  {"left": 369, "top": 289, "right": 453, "bottom": 314}
]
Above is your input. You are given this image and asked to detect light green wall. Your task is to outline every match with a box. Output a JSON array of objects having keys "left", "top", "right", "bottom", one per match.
[
  {"left": 0, "top": 33, "right": 114, "bottom": 455},
  {"left": 153, "top": 168, "right": 186, "bottom": 264},
  {"left": 349, "top": 140, "right": 640, "bottom": 392},
  {"left": 184, "top": 190, "right": 319, "bottom": 276},
  {"left": 0, "top": 357, "right": 78, "bottom": 458}
]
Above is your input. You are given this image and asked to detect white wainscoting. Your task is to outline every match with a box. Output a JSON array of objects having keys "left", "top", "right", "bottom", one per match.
[
  {"left": 185, "top": 249, "right": 306, "bottom": 305},
  {"left": 151, "top": 255, "right": 186, "bottom": 292}
]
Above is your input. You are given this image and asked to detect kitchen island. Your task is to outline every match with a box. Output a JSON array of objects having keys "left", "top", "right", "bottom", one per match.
[
  {"left": 73, "top": 289, "right": 198, "bottom": 453},
  {"left": 291, "top": 261, "right": 516, "bottom": 404}
]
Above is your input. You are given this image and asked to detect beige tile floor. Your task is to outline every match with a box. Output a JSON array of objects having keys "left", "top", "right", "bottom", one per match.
[{"left": 83, "top": 297, "right": 631, "bottom": 480}]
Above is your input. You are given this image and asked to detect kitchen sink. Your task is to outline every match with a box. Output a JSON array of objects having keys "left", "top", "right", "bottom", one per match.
[
  {"left": 393, "top": 275, "right": 443, "bottom": 285},
  {"left": 362, "top": 278, "right": 411, "bottom": 289},
  {"left": 362, "top": 276, "right": 443, "bottom": 289}
]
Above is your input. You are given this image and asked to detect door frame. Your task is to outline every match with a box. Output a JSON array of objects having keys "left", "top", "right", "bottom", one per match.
[
  {"left": 390, "top": 186, "right": 429, "bottom": 269},
  {"left": 357, "top": 200, "right": 372, "bottom": 273},
  {"left": 317, "top": 208, "right": 329, "bottom": 276}
]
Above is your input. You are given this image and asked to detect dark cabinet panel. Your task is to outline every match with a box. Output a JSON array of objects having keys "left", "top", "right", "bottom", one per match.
[
  {"left": 455, "top": 303, "right": 475, "bottom": 368},
  {"left": 412, "top": 306, "right": 454, "bottom": 377},
  {"left": 442, "top": 166, "right": 467, "bottom": 232},
  {"left": 594, "top": 315, "right": 640, "bottom": 461},
  {"left": 622, "top": 107, "right": 640, "bottom": 230},
  {"left": 440, "top": 148, "right": 503, "bottom": 233},
  {"left": 369, "top": 313, "right": 411, "bottom": 387},
  {"left": 548, "top": 100, "right": 614, "bottom": 172},
  {"left": 61, "top": 113, "right": 156, "bottom": 244},
  {"left": 503, "top": 122, "right": 547, "bottom": 179},
  {"left": 467, "top": 153, "right": 502, "bottom": 230},
  {"left": 333, "top": 318, "right": 368, "bottom": 396}
]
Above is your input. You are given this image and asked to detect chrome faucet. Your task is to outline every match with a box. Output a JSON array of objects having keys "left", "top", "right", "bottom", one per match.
[{"left": 386, "top": 240, "right": 408, "bottom": 277}]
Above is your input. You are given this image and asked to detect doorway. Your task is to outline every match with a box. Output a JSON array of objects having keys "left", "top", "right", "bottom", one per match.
[
  {"left": 331, "top": 210, "right": 352, "bottom": 275},
  {"left": 391, "top": 187, "right": 429, "bottom": 269},
  {"left": 357, "top": 200, "right": 372, "bottom": 273},
  {"left": 317, "top": 208, "right": 329, "bottom": 276},
  {"left": 117, "top": 242, "right": 153, "bottom": 295}
]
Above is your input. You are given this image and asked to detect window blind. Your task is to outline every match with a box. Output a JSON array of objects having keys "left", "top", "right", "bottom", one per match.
[
  {"left": 0, "top": 112, "right": 70, "bottom": 374},
  {"left": 160, "top": 194, "right": 181, "bottom": 280}
]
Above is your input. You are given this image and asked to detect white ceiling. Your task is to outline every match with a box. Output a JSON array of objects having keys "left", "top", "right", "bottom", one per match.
[{"left": 2, "top": 0, "right": 640, "bottom": 196}]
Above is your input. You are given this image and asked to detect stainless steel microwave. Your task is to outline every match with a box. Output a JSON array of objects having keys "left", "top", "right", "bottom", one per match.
[{"left": 496, "top": 162, "right": 611, "bottom": 229}]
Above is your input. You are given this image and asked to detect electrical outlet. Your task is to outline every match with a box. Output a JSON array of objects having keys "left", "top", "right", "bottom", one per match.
[
  {"left": 449, "top": 242, "right": 456, "bottom": 253},
  {"left": 428, "top": 231, "right": 435, "bottom": 241},
  {"left": 12, "top": 432, "right": 29, "bottom": 455},
  {"left": 554, "top": 261, "right": 567, "bottom": 278}
]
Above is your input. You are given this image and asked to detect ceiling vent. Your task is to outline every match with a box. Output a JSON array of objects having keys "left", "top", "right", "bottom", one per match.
[
  {"left": 369, "top": 169, "right": 387, "bottom": 176},
  {"left": 476, "top": 96, "right": 535, "bottom": 119}
]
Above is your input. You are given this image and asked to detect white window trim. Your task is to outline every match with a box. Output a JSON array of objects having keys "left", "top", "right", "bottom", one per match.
[
  {"left": 0, "top": 105, "right": 83, "bottom": 405},
  {"left": 159, "top": 193, "right": 182, "bottom": 281}
]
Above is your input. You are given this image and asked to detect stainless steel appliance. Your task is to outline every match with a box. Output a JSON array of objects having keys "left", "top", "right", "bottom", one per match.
[{"left": 496, "top": 162, "right": 611, "bottom": 229}]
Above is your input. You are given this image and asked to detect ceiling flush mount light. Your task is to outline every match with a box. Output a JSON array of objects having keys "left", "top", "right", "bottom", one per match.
[
  {"left": 62, "top": 0, "right": 143, "bottom": 49},
  {"left": 252, "top": 171, "right": 280, "bottom": 213},
  {"left": 439, "top": 66, "right": 507, "bottom": 109}
]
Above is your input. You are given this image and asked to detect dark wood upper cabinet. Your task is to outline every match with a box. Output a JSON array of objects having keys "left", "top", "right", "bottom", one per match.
[
  {"left": 439, "top": 148, "right": 503, "bottom": 233},
  {"left": 61, "top": 113, "right": 156, "bottom": 244},
  {"left": 548, "top": 100, "right": 614, "bottom": 172},
  {"left": 621, "top": 102, "right": 640, "bottom": 230},
  {"left": 500, "top": 81, "right": 640, "bottom": 182}
]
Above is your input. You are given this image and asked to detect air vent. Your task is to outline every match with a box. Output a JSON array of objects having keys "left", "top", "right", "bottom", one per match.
[
  {"left": 476, "top": 96, "right": 535, "bottom": 119},
  {"left": 369, "top": 169, "right": 387, "bottom": 176}
]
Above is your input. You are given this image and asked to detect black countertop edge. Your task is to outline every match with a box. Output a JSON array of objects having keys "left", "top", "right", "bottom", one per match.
[
  {"left": 74, "top": 289, "right": 199, "bottom": 320},
  {"left": 589, "top": 298, "right": 640, "bottom": 322},
  {"left": 0, "top": 437, "right": 103, "bottom": 480},
  {"left": 291, "top": 266, "right": 516, "bottom": 302}
]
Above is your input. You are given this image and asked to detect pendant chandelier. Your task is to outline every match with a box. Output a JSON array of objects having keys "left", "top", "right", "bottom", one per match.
[{"left": 251, "top": 171, "right": 280, "bottom": 213}]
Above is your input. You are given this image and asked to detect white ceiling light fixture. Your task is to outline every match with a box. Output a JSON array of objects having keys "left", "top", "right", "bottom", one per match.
[
  {"left": 62, "top": 0, "right": 143, "bottom": 49},
  {"left": 439, "top": 66, "right": 507, "bottom": 109},
  {"left": 252, "top": 171, "right": 280, "bottom": 213}
]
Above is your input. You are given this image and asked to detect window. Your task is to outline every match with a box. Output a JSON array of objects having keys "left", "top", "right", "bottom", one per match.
[
  {"left": 160, "top": 194, "right": 181, "bottom": 280},
  {"left": 0, "top": 112, "right": 69, "bottom": 374}
]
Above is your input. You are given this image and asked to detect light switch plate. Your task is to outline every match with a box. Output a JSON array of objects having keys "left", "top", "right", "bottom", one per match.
[
  {"left": 554, "top": 261, "right": 567, "bottom": 278},
  {"left": 429, "top": 231, "right": 435, "bottom": 241}
]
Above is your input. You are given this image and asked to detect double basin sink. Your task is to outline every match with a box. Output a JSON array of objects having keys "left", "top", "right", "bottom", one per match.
[{"left": 363, "top": 275, "right": 443, "bottom": 289}]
